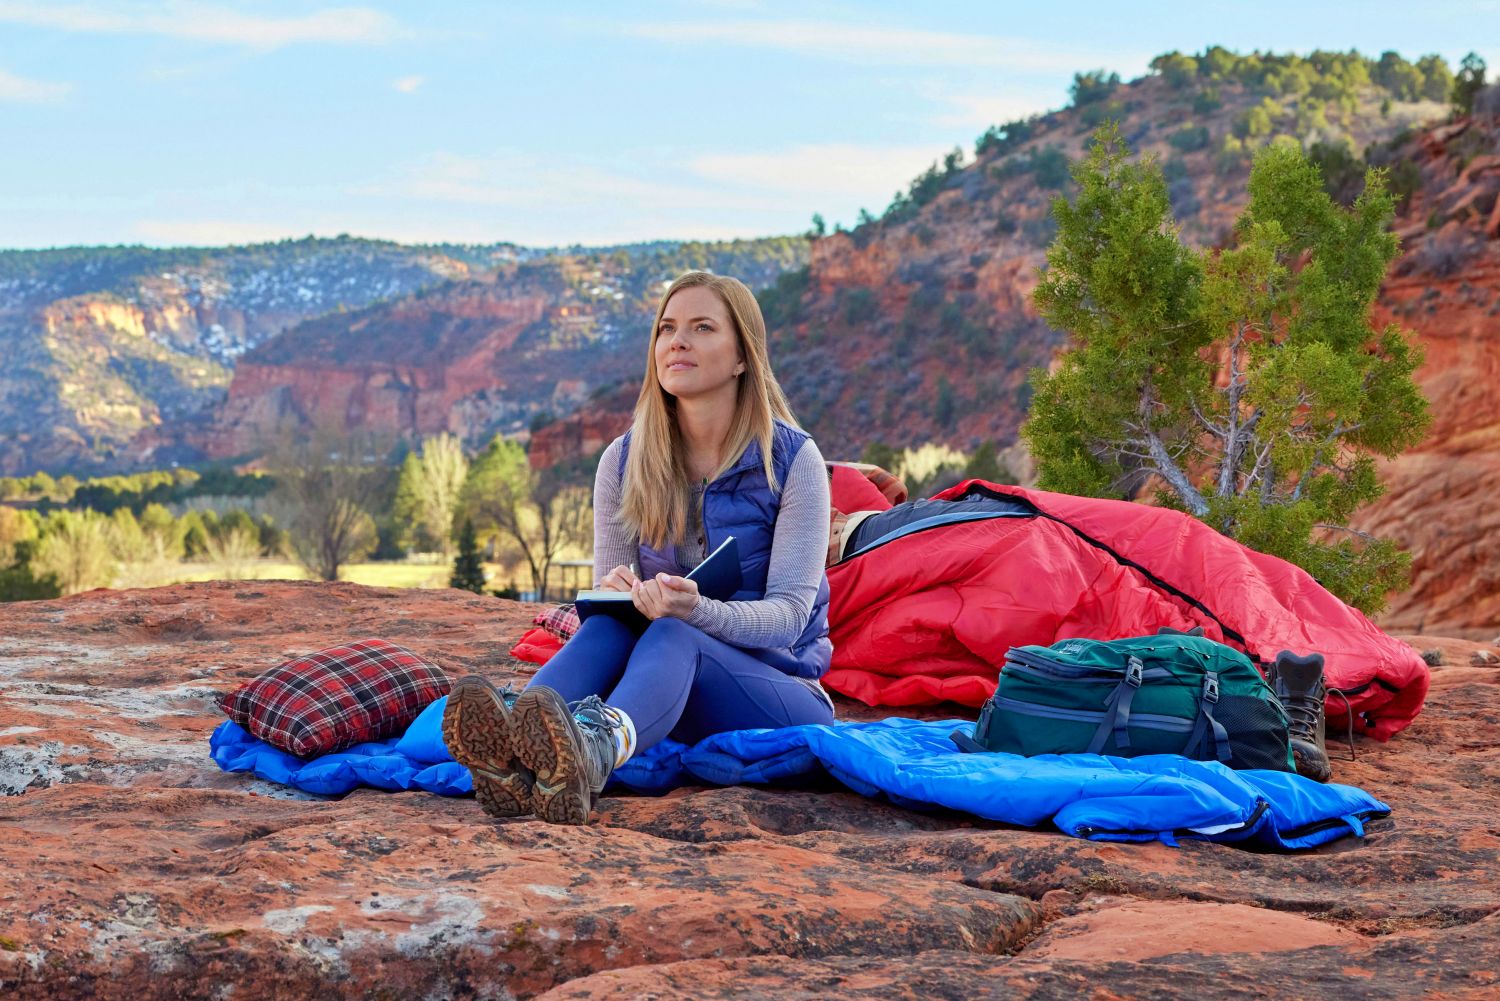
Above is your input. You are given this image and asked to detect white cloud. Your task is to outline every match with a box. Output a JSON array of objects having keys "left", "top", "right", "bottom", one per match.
[
  {"left": 359, "top": 143, "right": 941, "bottom": 213},
  {"left": 0, "top": 67, "right": 70, "bottom": 102},
  {"left": 346, "top": 141, "right": 952, "bottom": 245},
  {"left": 623, "top": 19, "right": 1152, "bottom": 75},
  {"left": 919, "top": 88, "right": 1059, "bottom": 130},
  {"left": 393, "top": 74, "right": 424, "bottom": 93},
  {"left": 132, "top": 218, "right": 320, "bottom": 246},
  {"left": 0, "top": 1, "right": 403, "bottom": 49},
  {"left": 689, "top": 143, "right": 944, "bottom": 197}
]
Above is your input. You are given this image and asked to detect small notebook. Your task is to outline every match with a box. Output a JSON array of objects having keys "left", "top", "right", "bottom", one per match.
[{"left": 575, "top": 535, "right": 741, "bottom": 630}]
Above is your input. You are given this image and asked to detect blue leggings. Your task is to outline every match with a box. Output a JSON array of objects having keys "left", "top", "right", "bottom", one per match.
[{"left": 524, "top": 615, "right": 834, "bottom": 753}]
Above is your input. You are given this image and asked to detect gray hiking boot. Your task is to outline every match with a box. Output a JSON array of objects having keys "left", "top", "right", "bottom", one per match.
[
  {"left": 443, "top": 675, "right": 534, "bottom": 818},
  {"left": 1270, "top": 651, "right": 1332, "bottom": 783},
  {"left": 512, "top": 686, "right": 628, "bottom": 825}
]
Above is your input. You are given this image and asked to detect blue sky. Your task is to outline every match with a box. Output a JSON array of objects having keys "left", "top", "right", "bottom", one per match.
[{"left": 0, "top": 1, "right": 1494, "bottom": 250}]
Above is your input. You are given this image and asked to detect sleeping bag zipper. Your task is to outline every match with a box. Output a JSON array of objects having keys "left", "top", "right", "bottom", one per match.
[{"left": 1073, "top": 799, "right": 1271, "bottom": 840}]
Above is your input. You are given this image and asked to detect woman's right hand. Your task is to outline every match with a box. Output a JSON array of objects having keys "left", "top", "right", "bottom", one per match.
[{"left": 598, "top": 564, "right": 641, "bottom": 592}]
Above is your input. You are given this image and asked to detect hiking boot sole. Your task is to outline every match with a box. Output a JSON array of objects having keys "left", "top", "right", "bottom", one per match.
[
  {"left": 443, "top": 675, "right": 532, "bottom": 818},
  {"left": 513, "top": 686, "right": 593, "bottom": 826},
  {"left": 1290, "top": 739, "right": 1333, "bottom": 783}
]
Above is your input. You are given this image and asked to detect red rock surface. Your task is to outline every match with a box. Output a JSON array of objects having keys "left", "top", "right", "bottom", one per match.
[
  {"left": 199, "top": 278, "right": 555, "bottom": 457},
  {"left": 1351, "top": 118, "right": 1500, "bottom": 638},
  {"left": 2, "top": 581, "right": 1497, "bottom": 998},
  {"left": 526, "top": 382, "right": 636, "bottom": 471}
]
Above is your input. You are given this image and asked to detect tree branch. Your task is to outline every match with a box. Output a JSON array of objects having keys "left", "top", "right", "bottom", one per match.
[
  {"left": 1314, "top": 523, "right": 1380, "bottom": 543},
  {"left": 1135, "top": 380, "right": 1207, "bottom": 515}
]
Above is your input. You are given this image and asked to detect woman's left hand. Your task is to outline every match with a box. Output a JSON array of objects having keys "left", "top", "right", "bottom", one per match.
[{"left": 631, "top": 572, "right": 700, "bottom": 621}]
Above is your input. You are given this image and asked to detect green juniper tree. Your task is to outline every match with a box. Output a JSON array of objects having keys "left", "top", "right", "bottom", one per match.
[
  {"left": 1023, "top": 124, "right": 1429, "bottom": 613},
  {"left": 450, "top": 517, "right": 487, "bottom": 594},
  {"left": 1451, "top": 52, "right": 1487, "bottom": 117}
]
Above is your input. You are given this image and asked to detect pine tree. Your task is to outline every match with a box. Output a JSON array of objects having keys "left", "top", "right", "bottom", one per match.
[
  {"left": 450, "top": 518, "right": 487, "bottom": 594},
  {"left": 1452, "top": 52, "right": 1487, "bottom": 117},
  {"left": 1023, "top": 124, "right": 1429, "bottom": 614}
]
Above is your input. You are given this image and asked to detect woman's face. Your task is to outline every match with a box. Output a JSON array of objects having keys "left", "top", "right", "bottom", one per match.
[{"left": 654, "top": 286, "right": 746, "bottom": 404}]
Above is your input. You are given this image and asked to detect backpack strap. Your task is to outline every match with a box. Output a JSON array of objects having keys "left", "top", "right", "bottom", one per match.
[
  {"left": 1186, "top": 670, "right": 1233, "bottom": 762},
  {"left": 1088, "top": 655, "right": 1143, "bottom": 754},
  {"left": 950, "top": 729, "right": 990, "bottom": 754}
]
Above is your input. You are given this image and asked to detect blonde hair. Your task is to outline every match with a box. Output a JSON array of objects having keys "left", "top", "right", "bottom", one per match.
[{"left": 620, "top": 271, "right": 800, "bottom": 550}]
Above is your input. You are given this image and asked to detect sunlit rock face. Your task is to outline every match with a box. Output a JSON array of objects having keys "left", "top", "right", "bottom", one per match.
[
  {"left": 0, "top": 239, "right": 478, "bottom": 476},
  {"left": 1353, "top": 117, "right": 1500, "bottom": 637}
]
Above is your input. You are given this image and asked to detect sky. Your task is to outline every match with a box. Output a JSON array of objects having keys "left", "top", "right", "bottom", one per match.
[{"left": 0, "top": 0, "right": 1494, "bottom": 250}]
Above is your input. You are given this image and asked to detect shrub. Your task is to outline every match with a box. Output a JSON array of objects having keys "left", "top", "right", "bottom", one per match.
[
  {"left": 1031, "top": 146, "right": 1071, "bottom": 189},
  {"left": 1169, "top": 125, "right": 1211, "bottom": 152},
  {"left": 1071, "top": 70, "right": 1120, "bottom": 106},
  {"left": 1452, "top": 52, "right": 1487, "bottom": 116},
  {"left": 1151, "top": 52, "right": 1198, "bottom": 89},
  {"left": 934, "top": 377, "right": 957, "bottom": 429},
  {"left": 840, "top": 287, "right": 879, "bottom": 325},
  {"left": 1417, "top": 54, "right": 1454, "bottom": 102},
  {"left": 1167, "top": 176, "right": 1201, "bottom": 217},
  {"left": 1235, "top": 103, "right": 1276, "bottom": 139},
  {"left": 1216, "top": 135, "right": 1252, "bottom": 175},
  {"left": 1079, "top": 100, "right": 1125, "bottom": 130},
  {"left": 964, "top": 440, "right": 1015, "bottom": 484},
  {"left": 975, "top": 116, "right": 1037, "bottom": 158},
  {"left": 32, "top": 510, "right": 117, "bottom": 595},
  {"left": 861, "top": 441, "right": 899, "bottom": 473},
  {"left": 1307, "top": 140, "right": 1366, "bottom": 204},
  {"left": 204, "top": 524, "right": 261, "bottom": 581}
]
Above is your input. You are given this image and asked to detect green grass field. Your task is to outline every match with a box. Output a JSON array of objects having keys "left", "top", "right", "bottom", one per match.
[{"left": 161, "top": 559, "right": 502, "bottom": 590}]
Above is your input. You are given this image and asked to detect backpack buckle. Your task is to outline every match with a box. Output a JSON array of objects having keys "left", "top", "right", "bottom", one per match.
[
  {"left": 1203, "top": 672, "right": 1220, "bottom": 704},
  {"left": 1125, "top": 656, "right": 1144, "bottom": 688}
]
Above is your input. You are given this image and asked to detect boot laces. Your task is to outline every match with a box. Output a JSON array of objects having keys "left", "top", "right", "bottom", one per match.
[
  {"left": 570, "top": 694, "right": 624, "bottom": 739},
  {"left": 1283, "top": 688, "right": 1322, "bottom": 743},
  {"left": 1327, "top": 687, "right": 1358, "bottom": 762}
]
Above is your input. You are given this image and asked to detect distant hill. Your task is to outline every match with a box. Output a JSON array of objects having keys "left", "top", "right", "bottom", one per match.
[
  {"left": 0, "top": 235, "right": 806, "bottom": 474},
  {"left": 0, "top": 236, "right": 504, "bottom": 474},
  {"left": 760, "top": 49, "right": 1451, "bottom": 459}
]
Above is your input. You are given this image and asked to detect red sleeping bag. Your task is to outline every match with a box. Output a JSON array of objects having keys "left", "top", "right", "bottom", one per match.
[{"left": 824, "top": 479, "right": 1429, "bottom": 741}]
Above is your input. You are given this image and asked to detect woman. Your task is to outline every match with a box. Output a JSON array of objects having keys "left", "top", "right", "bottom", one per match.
[{"left": 443, "top": 270, "right": 835, "bottom": 825}]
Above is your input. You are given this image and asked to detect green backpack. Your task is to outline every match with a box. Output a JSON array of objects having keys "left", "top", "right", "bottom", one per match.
[{"left": 952, "top": 631, "right": 1295, "bottom": 772}]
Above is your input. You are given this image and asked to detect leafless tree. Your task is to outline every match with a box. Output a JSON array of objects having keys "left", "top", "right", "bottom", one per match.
[{"left": 264, "top": 422, "right": 388, "bottom": 581}]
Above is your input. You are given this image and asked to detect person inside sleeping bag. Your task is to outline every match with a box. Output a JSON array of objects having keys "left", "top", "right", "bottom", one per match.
[
  {"left": 443, "top": 270, "right": 836, "bottom": 825},
  {"left": 826, "top": 490, "right": 1337, "bottom": 781}
]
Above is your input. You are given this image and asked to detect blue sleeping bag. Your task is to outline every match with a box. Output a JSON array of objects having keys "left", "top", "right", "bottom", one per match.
[{"left": 209, "top": 696, "right": 1388, "bottom": 850}]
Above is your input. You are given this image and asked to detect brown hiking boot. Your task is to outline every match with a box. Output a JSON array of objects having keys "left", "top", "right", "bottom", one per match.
[
  {"left": 443, "top": 675, "right": 533, "bottom": 818},
  {"left": 512, "top": 686, "right": 627, "bottom": 825},
  {"left": 1270, "top": 651, "right": 1332, "bottom": 783}
]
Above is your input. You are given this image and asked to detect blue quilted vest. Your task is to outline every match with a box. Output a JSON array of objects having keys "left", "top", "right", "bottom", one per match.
[{"left": 618, "top": 419, "right": 833, "bottom": 679}]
